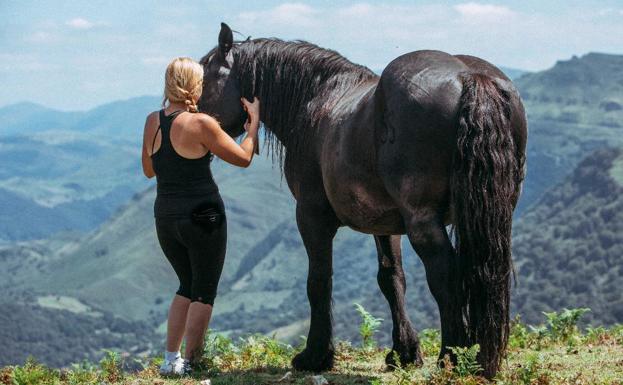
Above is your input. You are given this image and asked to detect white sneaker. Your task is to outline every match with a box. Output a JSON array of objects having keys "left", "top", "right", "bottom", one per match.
[{"left": 159, "top": 356, "right": 188, "bottom": 375}]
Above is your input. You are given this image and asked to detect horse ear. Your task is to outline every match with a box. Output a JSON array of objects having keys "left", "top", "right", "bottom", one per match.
[{"left": 218, "top": 22, "right": 233, "bottom": 55}]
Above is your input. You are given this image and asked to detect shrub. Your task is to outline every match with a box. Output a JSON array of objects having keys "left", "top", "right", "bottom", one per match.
[
  {"left": 11, "top": 357, "right": 59, "bottom": 385},
  {"left": 528, "top": 324, "right": 551, "bottom": 350},
  {"left": 584, "top": 326, "right": 609, "bottom": 344},
  {"left": 98, "top": 350, "right": 123, "bottom": 383},
  {"left": 448, "top": 344, "right": 482, "bottom": 377},
  {"left": 354, "top": 303, "right": 383, "bottom": 350},
  {"left": 543, "top": 308, "right": 590, "bottom": 343},
  {"left": 509, "top": 315, "right": 530, "bottom": 349},
  {"left": 419, "top": 328, "right": 441, "bottom": 357}
]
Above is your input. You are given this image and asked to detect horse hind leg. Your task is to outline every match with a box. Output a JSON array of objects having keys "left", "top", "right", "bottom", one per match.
[
  {"left": 403, "top": 213, "right": 469, "bottom": 366},
  {"left": 375, "top": 234, "right": 423, "bottom": 368}
]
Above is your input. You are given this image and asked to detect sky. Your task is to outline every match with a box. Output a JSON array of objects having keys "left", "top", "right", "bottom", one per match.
[{"left": 1, "top": 0, "right": 622, "bottom": 111}]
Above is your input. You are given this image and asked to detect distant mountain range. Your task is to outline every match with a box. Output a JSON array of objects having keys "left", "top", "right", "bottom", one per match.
[
  {"left": 513, "top": 52, "right": 623, "bottom": 212},
  {"left": 516, "top": 52, "right": 623, "bottom": 128},
  {"left": 0, "top": 96, "right": 160, "bottom": 138},
  {"left": 0, "top": 97, "right": 160, "bottom": 241},
  {"left": 1, "top": 52, "right": 622, "bottom": 367}
]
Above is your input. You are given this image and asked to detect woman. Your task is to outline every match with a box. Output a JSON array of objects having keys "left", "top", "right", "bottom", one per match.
[{"left": 141, "top": 57, "right": 259, "bottom": 375}]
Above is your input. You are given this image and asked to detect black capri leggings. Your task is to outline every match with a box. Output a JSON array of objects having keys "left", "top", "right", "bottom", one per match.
[{"left": 155, "top": 197, "right": 227, "bottom": 306}]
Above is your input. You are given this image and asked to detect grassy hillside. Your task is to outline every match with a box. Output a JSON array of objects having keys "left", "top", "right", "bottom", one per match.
[{"left": 1, "top": 308, "right": 621, "bottom": 384}]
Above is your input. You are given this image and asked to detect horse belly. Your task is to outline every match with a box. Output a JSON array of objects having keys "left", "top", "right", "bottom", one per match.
[
  {"left": 327, "top": 176, "right": 406, "bottom": 235},
  {"left": 320, "top": 88, "right": 406, "bottom": 235}
]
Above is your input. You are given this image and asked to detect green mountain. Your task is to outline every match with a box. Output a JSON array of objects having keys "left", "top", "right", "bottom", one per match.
[
  {"left": 0, "top": 97, "right": 161, "bottom": 241},
  {"left": 0, "top": 96, "right": 160, "bottom": 139},
  {"left": 516, "top": 52, "right": 623, "bottom": 128},
  {"left": 512, "top": 147, "right": 623, "bottom": 325},
  {"left": 0, "top": 299, "right": 160, "bottom": 368},
  {"left": 0, "top": 133, "right": 150, "bottom": 241},
  {"left": 499, "top": 66, "right": 529, "bottom": 80},
  {"left": 0, "top": 102, "right": 82, "bottom": 136},
  {"left": 514, "top": 52, "right": 623, "bottom": 212}
]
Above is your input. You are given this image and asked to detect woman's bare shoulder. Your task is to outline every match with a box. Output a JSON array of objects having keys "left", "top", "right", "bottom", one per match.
[
  {"left": 190, "top": 112, "right": 220, "bottom": 133},
  {"left": 143, "top": 111, "right": 160, "bottom": 134}
]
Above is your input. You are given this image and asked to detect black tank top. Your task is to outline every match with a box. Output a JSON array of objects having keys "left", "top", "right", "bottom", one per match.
[{"left": 151, "top": 109, "right": 220, "bottom": 218}]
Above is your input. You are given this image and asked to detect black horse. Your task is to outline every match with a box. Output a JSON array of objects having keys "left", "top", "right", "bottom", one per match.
[{"left": 198, "top": 23, "right": 527, "bottom": 379}]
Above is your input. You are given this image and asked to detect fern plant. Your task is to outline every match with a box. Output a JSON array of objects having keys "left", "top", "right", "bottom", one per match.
[
  {"left": 419, "top": 328, "right": 441, "bottom": 356},
  {"left": 11, "top": 357, "right": 59, "bottom": 385},
  {"left": 509, "top": 315, "right": 529, "bottom": 349},
  {"left": 528, "top": 324, "right": 550, "bottom": 350},
  {"left": 448, "top": 344, "right": 482, "bottom": 377},
  {"left": 543, "top": 307, "right": 590, "bottom": 343},
  {"left": 354, "top": 303, "right": 383, "bottom": 350},
  {"left": 516, "top": 352, "right": 545, "bottom": 385},
  {"left": 99, "top": 350, "right": 124, "bottom": 383}
]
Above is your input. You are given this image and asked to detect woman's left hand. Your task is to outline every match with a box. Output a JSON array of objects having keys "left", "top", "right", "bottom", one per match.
[{"left": 241, "top": 97, "right": 260, "bottom": 127}]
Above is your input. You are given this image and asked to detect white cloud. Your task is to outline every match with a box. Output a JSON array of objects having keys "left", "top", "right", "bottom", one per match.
[
  {"left": 454, "top": 2, "right": 515, "bottom": 21},
  {"left": 239, "top": 3, "right": 318, "bottom": 27},
  {"left": 66, "top": 18, "right": 95, "bottom": 29}
]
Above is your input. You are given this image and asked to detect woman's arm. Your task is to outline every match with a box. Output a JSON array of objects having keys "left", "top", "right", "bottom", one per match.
[
  {"left": 200, "top": 98, "right": 260, "bottom": 168},
  {"left": 141, "top": 112, "right": 158, "bottom": 178}
]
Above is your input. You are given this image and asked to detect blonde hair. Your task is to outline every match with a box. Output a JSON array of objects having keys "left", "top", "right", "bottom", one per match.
[{"left": 162, "top": 57, "right": 204, "bottom": 113}]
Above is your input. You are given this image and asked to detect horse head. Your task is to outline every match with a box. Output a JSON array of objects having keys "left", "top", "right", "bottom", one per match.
[{"left": 198, "top": 22, "right": 247, "bottom": 138}]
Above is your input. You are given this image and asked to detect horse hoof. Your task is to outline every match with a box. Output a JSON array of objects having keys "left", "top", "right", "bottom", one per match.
[
  {"left": 291, "top": 348, "right": 334, "bottom": 372},
  {"left": 385, "top": 344, "right": 424, "bottom": 369}
]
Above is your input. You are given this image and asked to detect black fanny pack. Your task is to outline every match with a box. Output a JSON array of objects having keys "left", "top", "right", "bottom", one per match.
[{"left": 190, "top": 203, "right": 224, "bottom": 230}]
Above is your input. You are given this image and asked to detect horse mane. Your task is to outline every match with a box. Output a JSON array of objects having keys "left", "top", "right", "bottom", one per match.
[{"left": 208, "top": 38, "right": 377, "bottom": 169}]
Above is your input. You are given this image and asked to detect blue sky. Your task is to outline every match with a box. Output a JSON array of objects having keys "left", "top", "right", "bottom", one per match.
[{"left": 1, "top": 0, "right": 622, "bottom": 111}]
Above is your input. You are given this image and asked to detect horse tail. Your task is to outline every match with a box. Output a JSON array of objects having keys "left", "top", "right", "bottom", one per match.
[{"left": 450, "top": 72, "right": 524, "bottom": 378}]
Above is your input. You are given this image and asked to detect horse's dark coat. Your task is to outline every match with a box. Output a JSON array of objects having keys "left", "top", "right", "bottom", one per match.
[{"left": 198, "top": 23, "right": 527, "bottom": 378}]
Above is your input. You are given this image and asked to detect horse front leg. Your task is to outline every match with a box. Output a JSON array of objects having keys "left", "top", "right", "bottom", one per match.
[
  {"left": 291, "top": 202, "right": 339, "bottom": 372},
  {"left": 374, "top": 234, "right": 423, "bottom": 368}
]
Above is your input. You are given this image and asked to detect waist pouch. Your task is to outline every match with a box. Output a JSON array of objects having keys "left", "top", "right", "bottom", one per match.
[{"left": 190, "top": 202, "right": 224, "bottom": 230}]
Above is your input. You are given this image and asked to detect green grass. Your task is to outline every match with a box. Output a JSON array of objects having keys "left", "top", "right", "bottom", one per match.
[{"left": 1, "top": 308, "right": 622, "bottom": 385}]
